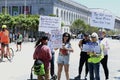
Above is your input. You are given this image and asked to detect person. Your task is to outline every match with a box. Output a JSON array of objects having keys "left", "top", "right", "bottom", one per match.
[
  {"left": 16, "top": 32, "right": 23, "bottom": 51},
  {"left": 33, "top": 35, "right": 52, "bottom": 80},
  {"left": 57, "top": 32, "right": 73, "bottom": 80},
  {"left": 74, "top": 33, "right": 90, "bottom": 80},
  {"left": 99, "top": 29, "right": 109, "bottom": 80},
  {"left": 0, "top": 25, "right": 10, "bottom": 60},
  {"left": 46, "top": 32, "right": 56, "bottom": 79},
  {"left": 87, "top": 32, "right": 104, "bottom": 80},
  {"left": 48, "top": 38, "right": 56, "bottom": 79}
]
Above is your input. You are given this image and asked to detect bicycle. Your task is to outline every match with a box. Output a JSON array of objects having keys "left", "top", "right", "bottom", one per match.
[{"left": 0, "top": 45, "right": 14, "bottom": 62}]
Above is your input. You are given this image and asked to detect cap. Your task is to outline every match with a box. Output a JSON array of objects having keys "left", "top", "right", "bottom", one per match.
[
  {"left": 102, "top": 29, "right": 106, "bottom": 33},
  {"left": 2, "top": 25, "right": 7, "bottom": 28},
  {"left": 99, "top": 29, "right": 106, "bottom": 33},
  {"left": 91, "top": 32, "right": 98, "bottom": 39},
  {"left": 63, "top": 32, "right": 70, "bottom": 37},
  {"left": 84, "top": 33, "right": 89, "bottom": 36}
]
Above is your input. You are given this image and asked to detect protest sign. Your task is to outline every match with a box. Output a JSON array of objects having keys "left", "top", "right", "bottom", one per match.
[
  {"left": 39, "top": 16, "right": 61, "bottom": 33},
  {"left": 50, "top": 30, "right": 62, "bottom": 48},
  {"left": 82, "top": 44, "right": 101, "bottom": 53},
  {"left": 90, "top": 8, "right": 115, "bottom": 29},
  {"left": 39, "top": 16, "right": 62, "bottom": 48}
]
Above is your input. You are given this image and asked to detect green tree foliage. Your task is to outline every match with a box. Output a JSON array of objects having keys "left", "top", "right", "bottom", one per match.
[
  {"left": 70, "top": 19, "right": 99, "bottom": 34},
  {"left": 0, "top": 14, "right": 39, "bottom": 32}
]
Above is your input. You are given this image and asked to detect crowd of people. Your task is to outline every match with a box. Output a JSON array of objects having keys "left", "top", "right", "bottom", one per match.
[
  {"left": 0, "top": 25, "right": 109, "bottom": 80},
  {"left": 33, "top": 29, "right": 109, "bottom": 80}
]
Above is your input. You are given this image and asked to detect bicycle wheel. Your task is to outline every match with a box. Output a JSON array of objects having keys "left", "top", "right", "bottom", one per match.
[{"left": 7, "top": 48, "right": 14, "bottom": 60}]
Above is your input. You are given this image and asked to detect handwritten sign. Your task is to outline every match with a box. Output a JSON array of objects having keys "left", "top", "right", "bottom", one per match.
[
  {"left": 39, "top": 16, "right": 61, "bottom": 33},
  {"left": 90, "top": 9, "right": 115, "bottom": 29},
  {"left": 50, "top": 30, "right": 62, "bottom": 48},
  {"left": 82, "top": 44, "right": 101, "bottom": 53}
]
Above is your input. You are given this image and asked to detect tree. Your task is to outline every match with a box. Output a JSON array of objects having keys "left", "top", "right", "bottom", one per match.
[
  {"left": 70, "top": 19, "right": 100, "bottom": 35},
  {"left": 70, "top": 19, "right": 86, "bottom": 34}
]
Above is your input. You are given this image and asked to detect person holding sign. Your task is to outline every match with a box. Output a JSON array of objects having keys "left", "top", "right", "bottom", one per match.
[
  {"left": 99, "top": 29, "right": 109, "bottom": 80},
  {"left": 57, "top": 32, "right": 73, "bottom": 80},
  {"left": 87, "top": 32, "right": 104, "bottom": 80},
  {"left": 74, "top": 33, "right": 90, "bottom": 80}
]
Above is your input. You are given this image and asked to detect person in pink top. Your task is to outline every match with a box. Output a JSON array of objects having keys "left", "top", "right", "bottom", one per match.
[{"left": 33, "top": 35, "right": 52, "bottom": 80}]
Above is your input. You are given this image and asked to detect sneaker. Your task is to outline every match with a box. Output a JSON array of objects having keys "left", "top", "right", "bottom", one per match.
[
  {"left": 51, "top": 74, "right": 57, "bottom": 80},
  {"left": 74, "top": 75, "right": 80, "bottom": 80}
]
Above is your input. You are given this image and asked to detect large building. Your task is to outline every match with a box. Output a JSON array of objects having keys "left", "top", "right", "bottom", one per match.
[
  {"left": 0, "top": 0, "right": 120, "bottom": 31},
  {"left": 0, "top": 0, "right": 91, "bottom": 33}
]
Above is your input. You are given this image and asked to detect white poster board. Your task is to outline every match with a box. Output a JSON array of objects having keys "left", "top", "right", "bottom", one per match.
[
  {"left": 82, "top": 44, "right": 101, "bottom": 54},
  {"left": 90, "top": 9, "right": 115, "bottom": 29},
  {"left": 50, "top": 30, "right": 62, "bottom": 48},
  {"left": 39, "top": 16, "right": 62, "bottom": 48},
  {"left": 39, "top": 16, "right": 61, "bottom": 33}
]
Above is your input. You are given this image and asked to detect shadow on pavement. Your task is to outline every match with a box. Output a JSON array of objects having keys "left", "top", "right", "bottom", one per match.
[
  {"left": 114, "top": 77, "right": 120, "bottom": 79},
  {"left": 27, "top": 79, "right": 37, "bottom": 80},
  {"left": 70, "top": 79, "right": 85, "bottom": 80},
  {"left": 117, "top": 70, "right": 120, "bottom": 72}
]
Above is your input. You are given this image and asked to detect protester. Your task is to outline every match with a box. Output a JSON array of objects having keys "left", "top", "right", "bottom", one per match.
[
  {"left": 0, "top": 25, "right": 10, "bottom": 60},
  {"left": 48, "top": 40, "right": 57, "bottom": 79},
  {"left": 74, "top": 33, "right": 90, "bottom": 80},
  {"left": 99, "top": 29, "right": 109, "bottom": 80},
  {"left": 16, "top": 32, "right": 23, "bottom": 51},
  {"left": 87, "top": 32, "right": 104, "bottom": 80},
  {"left": 33, "top": 35, "right": 52, "bottom": 80},
  {"left": 57, "top": 32, "right": 73, "bottom": 80},
  {"left": 46, "top": 32, "right": 57, "bottom": 79}
]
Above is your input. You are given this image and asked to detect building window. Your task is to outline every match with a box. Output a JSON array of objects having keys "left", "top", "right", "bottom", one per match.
[
  {"left": 23, "top": 6, "right": 30, "bottom": 14},
  {"left": 12, "top": 6, "right": 19, "bottom": 16},
  {"left": 67, "top": 11, "right": 68, "bottom": 21},
  {"left": 64, "top": 11, "right": 66, "bottom": 21},
  {"left": 69, "top": 12, "right": 70, "bottom": 22},
  {"left": 39, "top": 8, "right": 45, "bottom": 15},
  {"left": 56, "top": 8, "right": 59, "bottom": 17},
  {"left": 61, "top": 10, "right": 63, "bottom": 20},
  {"left": 2, "top": 6, "right": 8, "bottom": 14}
]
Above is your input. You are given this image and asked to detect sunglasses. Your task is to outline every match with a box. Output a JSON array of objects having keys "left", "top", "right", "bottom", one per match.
[
  {"left": 91, "top": 36, "right": 96, "bottom": 38},
  {"left": 64, "top": 36, "right": 69, "bottom": 37}
]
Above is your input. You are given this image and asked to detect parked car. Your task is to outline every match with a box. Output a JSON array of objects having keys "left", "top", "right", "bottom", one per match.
[{"left": 111, "top": 35, "right": 120, "bottom": 40}]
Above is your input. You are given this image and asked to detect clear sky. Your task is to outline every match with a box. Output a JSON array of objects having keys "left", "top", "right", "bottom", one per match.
[{"left": 73, "top": 0, "right": 120, "bottom": 17}]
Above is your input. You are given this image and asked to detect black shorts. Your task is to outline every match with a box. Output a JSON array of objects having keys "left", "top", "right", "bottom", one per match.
[
  {"left": 1, "top": 43, "right": 9, "bottom": 48},
  {"left": 17, "top": 42, "right": 22, "bottom": 45}
]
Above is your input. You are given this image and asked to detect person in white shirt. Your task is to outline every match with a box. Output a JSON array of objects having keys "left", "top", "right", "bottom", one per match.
[{"left": 99, "top": 29, "right": 109, "bottom": 80}]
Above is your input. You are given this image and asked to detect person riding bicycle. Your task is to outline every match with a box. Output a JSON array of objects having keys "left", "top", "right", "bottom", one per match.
[{"left": 0, "top": 25, "right": 10, "bottom": 60}]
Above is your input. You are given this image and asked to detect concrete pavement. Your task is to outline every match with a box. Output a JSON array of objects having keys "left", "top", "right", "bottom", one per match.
[{"left": 0, "top": 39, "right": 120, "bottom": 80}]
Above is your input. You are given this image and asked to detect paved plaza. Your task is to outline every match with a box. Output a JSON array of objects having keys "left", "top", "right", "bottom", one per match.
[{"left": 0, "top": 38, "right": 120, "bottom": 80}]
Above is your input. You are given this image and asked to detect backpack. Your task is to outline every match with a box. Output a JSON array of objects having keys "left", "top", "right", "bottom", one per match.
[{"left": 33, "top": 59, "right": 45, "bottom": 76}]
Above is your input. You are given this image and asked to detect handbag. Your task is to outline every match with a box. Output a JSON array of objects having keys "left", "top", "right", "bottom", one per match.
[{"left": 33, "top": 59, "right": 45, "bottom": 75}]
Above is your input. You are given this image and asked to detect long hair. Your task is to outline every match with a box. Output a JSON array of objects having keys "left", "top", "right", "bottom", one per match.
[
  {"left": 62, "top": 32, "right": 71, "bottom": 43},
  {"left": 35, "top": 38, "right": 42, "bottom": 48},
  {"left": 35, "top": 35, "right": 49, "bottom": 48}
]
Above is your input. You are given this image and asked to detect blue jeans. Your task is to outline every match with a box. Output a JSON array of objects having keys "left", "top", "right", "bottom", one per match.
[{"left": 88, "top": 62, "right": 100, "bottom": 80}]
